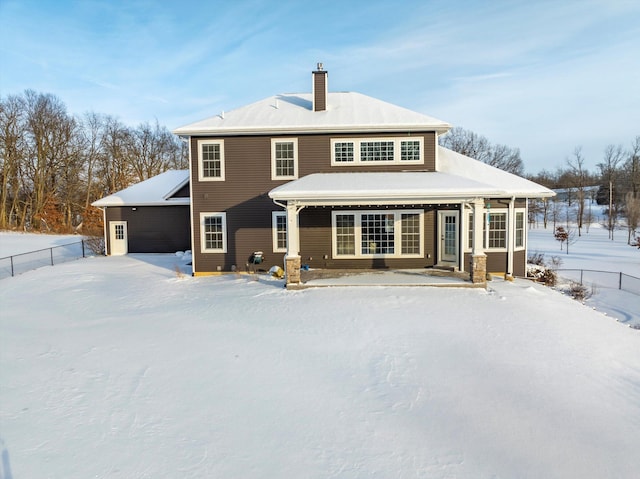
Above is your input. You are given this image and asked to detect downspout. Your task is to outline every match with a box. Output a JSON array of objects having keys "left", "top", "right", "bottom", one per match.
[
  {"left": 459, "top": 200, "right": 469, "bottom": 272},
  {"left": 183, "top": 136, "right": 196, "bottom": 275},
  {"left": 101, "top": 207, "right": 107, "bottom": 255}
]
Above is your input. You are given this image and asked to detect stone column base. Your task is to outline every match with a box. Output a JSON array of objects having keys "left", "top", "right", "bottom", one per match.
[
  {"left": 285, "top": 255, "right": 301, "bottom": 285},
  {"left": 471, "top": 254, "right": 487, "bottom": 284}
]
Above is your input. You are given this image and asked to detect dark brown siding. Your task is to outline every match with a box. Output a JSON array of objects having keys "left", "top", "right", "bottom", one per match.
[
  {"left": 171, "top": 183, "right": 190, "bottom": 198},
  {"left": 190, "top": 132, "right": 439, "bottom": 273},
  {"left": 105, "top": 206, "right": 190, "bottom": 254}
]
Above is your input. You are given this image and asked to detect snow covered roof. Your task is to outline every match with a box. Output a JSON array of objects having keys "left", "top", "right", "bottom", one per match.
[
  {"left": 92, "top": 170, "right": 190, "bottom": 207},
  {"left": 173, "top": 92, "right": 451, "bottom": 136},
  {"left": 269, "top": 147, "right": 554, "bottom": 204}
]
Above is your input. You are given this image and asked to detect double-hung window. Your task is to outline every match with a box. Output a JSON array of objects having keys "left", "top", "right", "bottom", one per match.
[
  {"left": 198, "top": 140, "right": 225, "bottom": 181},
  {"left": 272, "top": 138, "right": 298, "bottom": 180},
  {"left": 200, "top": 212, "right": 227, "bottom": 253},
  {"left": 488, "top": 212, "right": 507, "bottom": 248},
  {"left": 332, "top": 210, "right": 423, "bottom": 258},
  {"left": 272, "top": 212, "right": 287, "bottom": 252},
  {"left": 331, "top": 138, "right": 423, "bottom": 166}
]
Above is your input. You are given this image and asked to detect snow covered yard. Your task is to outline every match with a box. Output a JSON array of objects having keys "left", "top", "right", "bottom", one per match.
[
  {"left": 1, "top": 239, "right": 639, "bottom": 478},
  {"left": 527, "top": 223, "right": 640, "bottom": 327}
]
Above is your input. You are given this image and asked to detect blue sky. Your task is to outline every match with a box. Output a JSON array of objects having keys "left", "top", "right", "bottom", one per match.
[{"left": 1, "top": 0, "right": 639, "bottom": 173}]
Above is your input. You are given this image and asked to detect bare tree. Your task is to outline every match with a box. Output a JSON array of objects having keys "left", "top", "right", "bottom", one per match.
[
  {"left": 596, "top": 144, "right": 625, "bottom": 240},
  {"left": 439, "top": 126, "right": 524, "bottom": 175},
  {"left": 624, "top": 191, "right": 640, "bottom": 245},
  {"left": 566, "top": 147, "right": 590, "bottom": 236},
  {"left": 0, "top": 94, "right": 26, "bottom": 229}
]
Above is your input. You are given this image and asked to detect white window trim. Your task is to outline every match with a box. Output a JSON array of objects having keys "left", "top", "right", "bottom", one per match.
[
  {"left": 271, "top": 138, "right": 298, "bottom": 180},
  {"left": 330, "top": 137, "right": 424, "bottom": 166},
  {"left": 200, "top": 212, "right": 227, "bottom": 253},
  {"left": 197, "top": 139, "right": 225, "bottom": 182},
  {"left": 272, "top": 211, "right": 287, "bottom": 253},
  {"left": 465, "top": 208, "right": 526, "bottom": 252},
  {"left": 331, "top": 209, "right": 424, "bottom": 259}
]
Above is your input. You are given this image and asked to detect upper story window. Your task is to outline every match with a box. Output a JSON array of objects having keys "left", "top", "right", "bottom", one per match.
[
  {"left": 197, "top": 140, "right": 225, "bottom": 181},
  {"left": 331, "top": 138, "right": 423, "bottom": 166},
  {"left": 361, "top": 141, "right": 395, "bottom": 162},
  {"left": 272, "top": 138, "right": 298, "bottom": 180}
]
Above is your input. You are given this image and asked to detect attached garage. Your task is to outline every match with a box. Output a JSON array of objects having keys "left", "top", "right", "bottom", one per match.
[{"left": 92, "top": 170, "right": 191, "bottom": 255}]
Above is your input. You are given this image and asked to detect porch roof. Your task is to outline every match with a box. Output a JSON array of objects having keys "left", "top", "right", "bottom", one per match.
[
  {"left": 269, "top": 171, "right": 502, "bottom": 205},
  {"left": 269, "top": 147, "right": 555, "bottom": 205}
]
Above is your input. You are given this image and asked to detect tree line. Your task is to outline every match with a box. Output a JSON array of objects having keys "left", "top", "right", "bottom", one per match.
[
  {"left": 527, "top": 140, "right": 640, "bottom": 245},
  {"left": 0, "top": 90, "right": 187, "bottom": 234}
]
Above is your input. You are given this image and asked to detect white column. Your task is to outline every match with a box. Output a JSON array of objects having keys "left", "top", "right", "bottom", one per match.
[
  {"left": 471, "top": 198, "right": 487, "bottom": 284},
  {"left": 285, "top": 201, "right": 300, "bottom": 258},
  {"left": 507, "top": 197, "right": 515, "bottom": 277},
  {"left": 472, "top": 198, "right": 485, "bottom": 256}
]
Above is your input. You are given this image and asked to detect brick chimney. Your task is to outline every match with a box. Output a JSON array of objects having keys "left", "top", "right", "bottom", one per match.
[{"left": 312, "top": 63, "right": 328, "bottom": 112}]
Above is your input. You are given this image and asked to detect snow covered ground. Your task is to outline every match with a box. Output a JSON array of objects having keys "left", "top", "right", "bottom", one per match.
[
  {"left": 528, "top": 222, "right": 640, "bottom": 327},
  {"left": 1, "top": 228, "right": 639, "bottom": 478}
]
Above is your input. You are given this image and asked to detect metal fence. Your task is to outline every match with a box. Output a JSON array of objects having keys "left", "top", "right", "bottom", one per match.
[
  {"left": 557, "top": 269, "right": 640, "bottom": 296},
  {"left": 0, "top": 241, "right": 89, "bottom": 279}
]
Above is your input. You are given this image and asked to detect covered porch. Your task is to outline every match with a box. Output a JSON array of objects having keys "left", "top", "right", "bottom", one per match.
[{"left": 269, "top": 172, "right": 495, "bottom": 288}]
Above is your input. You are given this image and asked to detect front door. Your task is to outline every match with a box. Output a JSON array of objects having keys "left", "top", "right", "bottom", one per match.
[
  {"left": 109, "top": 221, "right": 128, "bottom": 255},
  {"left": 438, "top": 211, "right": 458, "bottom": 266}
]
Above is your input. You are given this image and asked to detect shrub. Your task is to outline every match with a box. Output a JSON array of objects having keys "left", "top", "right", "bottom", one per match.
[{"left": 83, "top": 235, "right": 105, "bottom": 255}]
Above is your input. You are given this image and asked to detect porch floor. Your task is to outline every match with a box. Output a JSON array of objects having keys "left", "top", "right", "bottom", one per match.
[{"left": 291, "top": 267, "right": 483, "bottom": 289}]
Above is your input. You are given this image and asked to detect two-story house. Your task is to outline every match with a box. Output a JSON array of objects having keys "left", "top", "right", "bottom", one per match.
[{"left": 171, "top": 64, "right": 553, "bottom": 286}]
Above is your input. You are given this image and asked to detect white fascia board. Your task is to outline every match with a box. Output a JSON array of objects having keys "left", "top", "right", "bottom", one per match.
[
  {"left": 173, "top": 125, "right": 451, "bottom": 137},
  {"left": 92, "top": 198, "right": 190, "bottom": 207}
]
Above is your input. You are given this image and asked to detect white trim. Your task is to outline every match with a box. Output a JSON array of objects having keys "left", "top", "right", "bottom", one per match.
[
  {"left": 437, "top": 210, "right": 459, "bottom": 265},
  {"left": 271, "top": 138, "right": 298, "bottom": 180},
  {"left": 197, "top": 139, "right": 225, "bottom": 182},
  {"left": 330, "top": 137, "right": 424, "bottom": 166},
  {"left": 199, "top": 212, "right": 227, "bottom": 253},
  {"left": 109, "top": 221, "right": 128, "bottom": 255},
  {"left": 272, "top": 211, "right": 287, "bottom": 253},
  {"left": 331, "top": 209, "right": 424, "bottom": 259}
]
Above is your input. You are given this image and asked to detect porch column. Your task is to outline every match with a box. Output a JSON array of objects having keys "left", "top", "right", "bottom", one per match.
[
  {"left": 285, "top": 201, "right": 301, "bottom": 285},
  {"left": 471, "top": 198, "right": 487, "bottom": 284},
  {"left": 507, "top": 197, "right": 515, "bottom": 278}
]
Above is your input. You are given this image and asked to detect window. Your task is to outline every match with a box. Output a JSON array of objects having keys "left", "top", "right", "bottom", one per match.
[
  {"left": 335, "top": 214, "right": 356, "bottom": 255},
  {"left": 361, "top": 213, "right": 395, "bottom": 253},
  {"left": 515, "top": 211, "right": 524, "bottom": 248},
  {"left": 401, "top": 213, "right": 421, "bottom": 254},
  {"left": 200, "top": 212, "right": 227, "bottom": 253},
  {"left": 198, "top": 140, "right": 225, "bottom": 181},
  {"left": 332, "top": 210, "right": 423, "bottom": 258},
  {"left": 401, "top": 140, "right": 421, "bottom": 162},
  {"left": 272, "top": 139, "right": 298, "bottom": 180},
  {"left": 488, "top": 212, "right": 507, "bottom": 248},
  {"left": 334, "top": 142, "right": 354, "bottom": 163},
  {"left": 331, "top": 138, "right": 423, "bottom": 166},
  {"left": 360, "top": 141, "right": 395, "bottom": 162},
  {"left": 272, "top": 212, "right": 287, "bottom": 252},
  {"left": 114, "top": 224, "right": 124, "bottom": 240}
]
